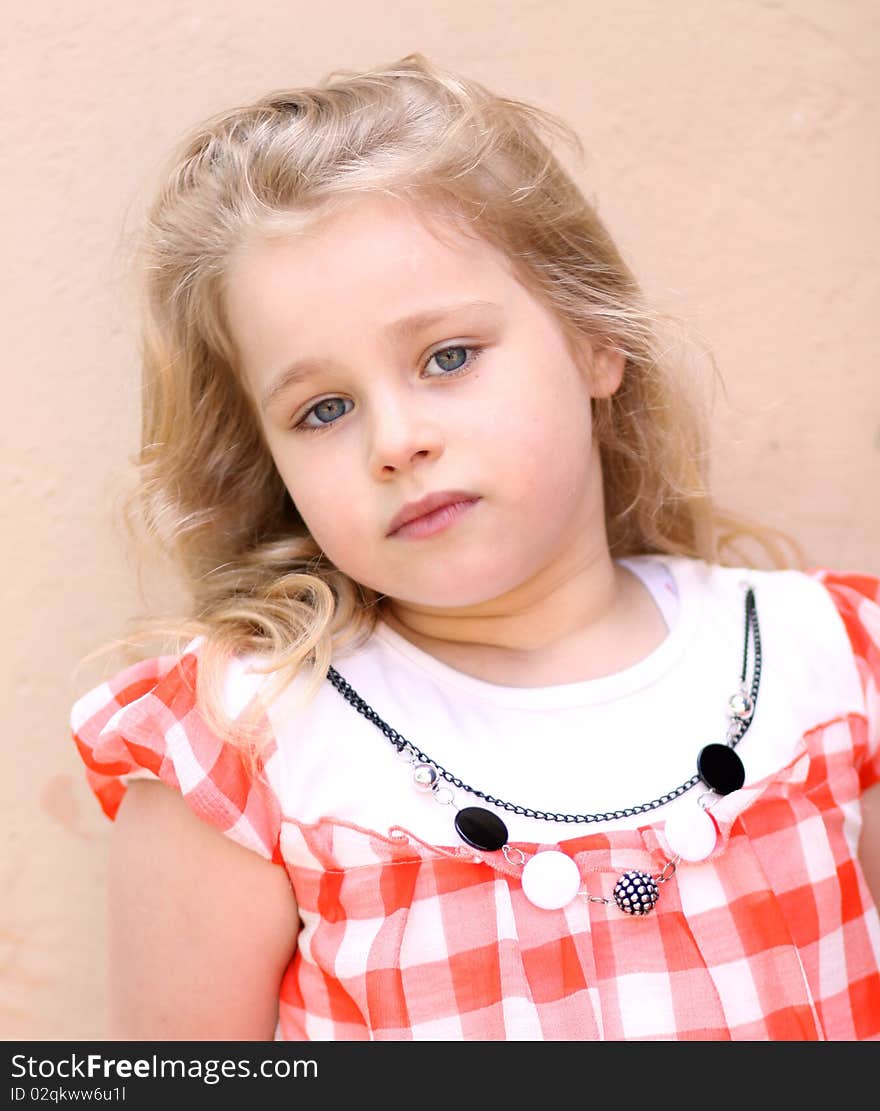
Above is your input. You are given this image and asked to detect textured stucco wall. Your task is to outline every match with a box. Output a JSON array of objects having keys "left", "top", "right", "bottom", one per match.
[{"left": 2, "top": 0, "right": 878, "bottom": 1038}]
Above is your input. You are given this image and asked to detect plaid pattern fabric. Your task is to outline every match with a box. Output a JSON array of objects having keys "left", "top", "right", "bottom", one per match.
[
  {"left": 70, "top": 568, "right": 880, "bottom": 1040},
  {"left": 71, "top": 650, "right": 284, "bottom": 864}
]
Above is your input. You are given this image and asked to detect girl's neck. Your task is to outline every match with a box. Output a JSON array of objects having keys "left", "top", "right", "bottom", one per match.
[{"left": 379, "top": 554, "right": 670, "bottom": 688}]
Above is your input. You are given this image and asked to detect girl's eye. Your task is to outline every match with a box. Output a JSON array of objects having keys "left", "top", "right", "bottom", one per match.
[
  {"left": 292, "top": 345, "right": 483, "bottom": 432},
  {"left": 424, "top": 345, "right": 481, "bottom": 377},
  {"left": 295, "top": 396, "right": 354, "bottom": 431}
]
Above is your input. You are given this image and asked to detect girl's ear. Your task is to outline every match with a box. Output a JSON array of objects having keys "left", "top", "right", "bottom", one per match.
[{"left": 577, "top": 337, "right": 626, "bottom": 399}]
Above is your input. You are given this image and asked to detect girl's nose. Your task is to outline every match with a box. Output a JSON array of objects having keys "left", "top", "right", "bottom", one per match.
[{"left": 367, "top": 397, "right": 445, "bottom": 479}]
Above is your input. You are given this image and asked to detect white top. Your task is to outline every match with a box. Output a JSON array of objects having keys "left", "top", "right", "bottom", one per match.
[{"left": 212, "top": 553, "right": 864, "bottom": 848}]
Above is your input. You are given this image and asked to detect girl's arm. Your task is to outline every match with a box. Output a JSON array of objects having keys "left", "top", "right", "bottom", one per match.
[
  {"left": 860, "top": 780, "right": 880, "bottom": 910},
  {"left": 106, "top": 779, "right": 300, "bottom": 1040}
]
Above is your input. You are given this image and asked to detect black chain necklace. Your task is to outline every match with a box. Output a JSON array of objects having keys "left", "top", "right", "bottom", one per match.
[{"left": 326, "top": 584, "right": 761, "bottom": 915}]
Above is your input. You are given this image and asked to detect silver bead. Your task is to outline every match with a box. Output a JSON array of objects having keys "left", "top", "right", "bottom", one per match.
[
  {"left": 412, "top": 763, "right": 438, "bottom": 791},
  {"left": 728, "top": 691, "right": 753, "bottom": 718}
]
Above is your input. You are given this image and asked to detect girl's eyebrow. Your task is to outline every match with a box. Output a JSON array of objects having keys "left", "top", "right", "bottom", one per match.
[{"left": 260, "top": 299, "right": 503, "bottom": 412}]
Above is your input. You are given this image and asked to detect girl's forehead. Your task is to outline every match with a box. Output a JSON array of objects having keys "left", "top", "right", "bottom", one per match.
[
  {"left": 227, "top": 197, "right": 518, "bottom": 327},
  {"left": 239, "top": 194, "right": 504, "bottom": 280}
]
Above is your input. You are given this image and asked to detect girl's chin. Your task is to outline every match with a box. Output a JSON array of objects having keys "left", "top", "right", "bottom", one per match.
[
  {"left": 375, "top": 581, "right": 522, "bottom": 612},
  {"left": 351, "top": 561, "right": 534, "bottom": 609}
]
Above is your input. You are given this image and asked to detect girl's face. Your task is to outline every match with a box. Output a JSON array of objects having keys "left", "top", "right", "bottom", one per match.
[{"left": 225, "top": 195, "right": 623, "bottom": 611}]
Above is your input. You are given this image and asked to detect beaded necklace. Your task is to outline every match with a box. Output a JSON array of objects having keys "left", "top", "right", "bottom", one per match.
[{"left": 326, "top": 582, "right": 760, "bottom": 915}]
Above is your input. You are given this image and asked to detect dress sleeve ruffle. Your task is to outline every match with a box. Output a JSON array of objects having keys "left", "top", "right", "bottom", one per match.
[
  {"left": 69, "top": 638, "right": 284, "bottom": 864},
  {"left": 809, "top": 568, "right": 880, "bottom": 791}
]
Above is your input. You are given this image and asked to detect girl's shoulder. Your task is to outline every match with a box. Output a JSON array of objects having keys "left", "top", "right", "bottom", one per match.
[
  {"left": 630, "top": 553, "right": 879, "bottom": 648},
  {"left": 659, "top": 552, "right": 878, "bottom": 620},
  {"left": 722, "top": 560, "right": 879, "bottom": 673},
  {"left": 698, "top": 557, "right": 879, "bottom": 736},
  {"left": 69, "top": 637, "right": 285, "bottom": 864},
  {"left": 630, "top": 554, "right": 878, "bottom": 715}
]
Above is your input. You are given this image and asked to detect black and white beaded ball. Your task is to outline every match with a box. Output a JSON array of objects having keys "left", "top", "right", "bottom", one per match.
[{"left": 613, "top": 870, "right": 659, "bottom": 916}]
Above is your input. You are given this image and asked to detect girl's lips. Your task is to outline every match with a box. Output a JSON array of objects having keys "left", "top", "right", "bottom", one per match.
[{"left": 388, "top": 497, "right": 480, "bottom": 540}]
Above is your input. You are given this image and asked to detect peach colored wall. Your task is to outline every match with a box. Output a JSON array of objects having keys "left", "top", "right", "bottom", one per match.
[{"left": 2, "top": 1, "right": 878, "bottom": 1038}]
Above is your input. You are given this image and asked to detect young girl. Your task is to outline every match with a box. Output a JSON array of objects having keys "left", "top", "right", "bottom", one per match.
[{"left": 70, "top": 53, "right": 880, "bottom": 1041}]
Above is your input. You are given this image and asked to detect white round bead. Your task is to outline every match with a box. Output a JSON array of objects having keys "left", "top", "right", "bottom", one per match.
[
  {"left": 521, "top": 850, "right": 581, "bottom": 910},
  {"left": 663, "top": 805, "right": 718, "bottom": 862}
]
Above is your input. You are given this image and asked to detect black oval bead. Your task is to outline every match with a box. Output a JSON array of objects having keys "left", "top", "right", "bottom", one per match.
[
  {"left": 697, "top": 743, "right": 745, "bottom": 795},
  {"left": 454, "top": 806, "right": 508, "bottom": 851}
]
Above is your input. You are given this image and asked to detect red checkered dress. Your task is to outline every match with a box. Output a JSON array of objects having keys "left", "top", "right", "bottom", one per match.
[{"left": 70, "top": 568, "right": 880, "bottom": 1040}]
